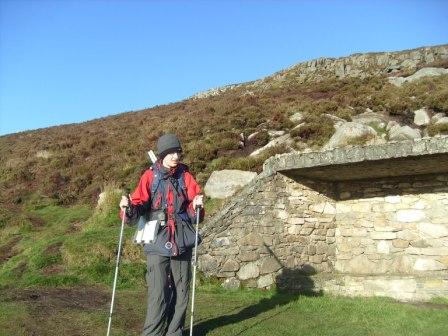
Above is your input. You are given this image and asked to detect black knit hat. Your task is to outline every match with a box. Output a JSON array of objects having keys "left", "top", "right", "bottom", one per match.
[{"left": 157, "top": 133, "right": 182, "bottom": 159}]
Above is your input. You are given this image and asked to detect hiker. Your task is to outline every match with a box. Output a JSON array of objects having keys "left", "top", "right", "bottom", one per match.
[{"left": 119, "top": 133, "right": 204, "bottom": 336}]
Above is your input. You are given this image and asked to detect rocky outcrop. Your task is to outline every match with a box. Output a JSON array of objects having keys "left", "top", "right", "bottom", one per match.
[
  {"left": 273, "top": 45, "right": 448, "bottom": 84},
  {"left": 192, "top": 45, "right": 448, "bottom": 99}
]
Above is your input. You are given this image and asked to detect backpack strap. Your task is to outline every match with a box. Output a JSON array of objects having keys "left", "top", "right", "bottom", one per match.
[
  {"left": 150, "top": 170, "right": 162, "bottom": 196},
  {"left": 149, "top": 163, "right": 188, "bottom": 211},
  {"left": 170, "top": 165, "right": 188, "bottom": 199}
]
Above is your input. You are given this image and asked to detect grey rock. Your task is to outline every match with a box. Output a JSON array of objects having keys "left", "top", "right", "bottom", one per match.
[
  {"left": 237, "top": 262, "right": 260, "bottom": 280},
  {"left": 389, "top": 67, "right": 448, "bottom": 87},
  {"left": 435, "top": 117, "right": 448, "bottom": 126},
  {"left": 431, "top": 113, "right": 446, "bottom": 124},
  {"left": 323, "top": 122, "right": 377, "bottom": 149},
  {"left": 212, "top": 237, "right": 231, "bottom": 247},
  {"left": 406, "top": 67, "right": 448, "bottom": 82},
  {"left": 247, "top": 131, "right": 259, "bottom": 141},
  {"left": 413, "top": 108, "right": 430, "bottom": 126},
  {"left": 352, "top": 111, "right": 388, "bottom": 125},
  {"left": 221, "top": 259, "right": 240, "bottom": 272},
  {"left": 239, "top": 251, "right": 260, "bottom": 262},
  {"left": 250, "top": 134, "right": 293, "bottom": 156},
  {"left": 388, "top": 77, "right": 406, "bottom": 87},
  {"left": 268, "top": 130, "right": 286, "bottom": 138},
  {"left": 260, "top": 257, "right": 282, "bottom": 274},
  {"left": 389, "top": 125, "right": 422, "bottom": 141},
  {"left": 35, "top": 150, "right": 52, "bottom": 159},
  {"left": 386, "top": 120, "right": 400, "bottom": 131},
  {"left": 324, "top": 113, "right": 346, "bottom": 128},
  {"left": 199, "top": 254, "right": 219, "bottom": 272},
  {"left": 239, "top": 232, "right": 264, "bottom": 246},
  {"left": 222, "top": 277, "right": 240, "bottom": 290},
  {"left": 289, "top": 112, "right": 304, "bottom": 123},
  {"left": 258, "top": 274, "right": 275, "bottom": 288},
  {"left": 204, "top": 170, "right": 257, "bottom": 199}
]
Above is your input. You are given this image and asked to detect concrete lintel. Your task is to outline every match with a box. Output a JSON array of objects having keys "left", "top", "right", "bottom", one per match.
[{"left": 264, "top": 137, "right": 448, "bottom": 181}]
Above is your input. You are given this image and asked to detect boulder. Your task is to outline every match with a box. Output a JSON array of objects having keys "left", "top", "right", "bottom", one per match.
[
  {"left": 386, "top": 120, "right": 400, "bottom": 131},
  {"left": 289, "top": 112, "right": 304, "bottom": 123},
  {"left": 97, "top": 188, "right": 121, "bottom": 208},
  {"left": 204, "top": 170, "right": 257, "bottom": 199},
  {"left": 247, "top": 131, "right": 259, "bottom": 141},
  {"left": 323, "top": 122, "right": 377, "bottom": 149},
  {"left": 414, "top": 259, "right": 446, "bottom": 271},
  {"left": 388, "top": 77, "right": 406, "bottom": 87},
  {"left": 268, "top": 130, "right": 286, "bottom": 138},
  {"left": 405, "top": 67, "right": 448, "bottom": 83},
  {"left": 389, "top": 67, "right": 448, "bottom": 87},
  {"left": 323, "top": 113, "right": 346, "bottom": 128},
  {"left": 413, "top": 108, "right": 430, "bottom": 126},
  {"left": 435, "top": 117, "right": 448, "bottom": 126},
  {"left": 388, "top": 125, "right": 421, "bottom": 141},
  {"left": 250, "top": 134, "right": 293, "bottom": 156},
  {"left": 351, "top": 111, "right": 388, "bottom": 126},
  {"left": 431, "top": 113, "right": 446, "bottom": 124}
]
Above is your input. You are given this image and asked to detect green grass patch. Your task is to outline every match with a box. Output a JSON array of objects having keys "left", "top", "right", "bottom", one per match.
[{"left": 0, "top": 286, "right": 447, "bottom": 336}]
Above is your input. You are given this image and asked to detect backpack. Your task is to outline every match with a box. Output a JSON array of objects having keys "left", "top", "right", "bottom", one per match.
[{"left": 135, "top": 163, "right": 201, "bottom": 256}]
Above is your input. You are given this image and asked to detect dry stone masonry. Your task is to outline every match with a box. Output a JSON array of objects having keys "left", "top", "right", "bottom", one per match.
[{"left": 199, "top": 136, "right": 448, "bottom": 301}]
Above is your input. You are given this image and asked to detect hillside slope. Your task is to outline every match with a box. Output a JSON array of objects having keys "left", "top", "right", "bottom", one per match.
[
  {"left": 1, "top": 45, "right": 448, "bottom": 290},
  {"left": 1, "top": 45, "right": 447, "bottom": 208}
]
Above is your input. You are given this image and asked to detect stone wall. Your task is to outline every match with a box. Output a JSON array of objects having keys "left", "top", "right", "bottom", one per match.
[
  {"left": 200, "top": 173, "right": 337, "bottom": 291},
  {"left": 199, "top": 138, "right": 448, "bottom": 301},
  {"left": 330, "top": 173, "right": 448, "bottom": 300},
  {"left": 335, "top": 174, "right": 448, "bottom": 275}
]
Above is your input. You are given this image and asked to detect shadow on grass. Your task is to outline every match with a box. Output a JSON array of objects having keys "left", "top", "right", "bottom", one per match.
[{"left": 190, "top": 265, "right": 322, "bottom": 336}]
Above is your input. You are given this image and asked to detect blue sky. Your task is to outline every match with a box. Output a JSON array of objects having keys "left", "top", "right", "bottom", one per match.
[{"left": 1, "top": 0, "right": 447, "bottom": 136}]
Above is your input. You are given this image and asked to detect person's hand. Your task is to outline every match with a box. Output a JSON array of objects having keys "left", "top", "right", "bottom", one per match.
[
  {"left": 119, "top": 195, "right": 131, "bottom": 210},
  {"left": 192, "top": 194, "right": 203, "bottom": 209}
]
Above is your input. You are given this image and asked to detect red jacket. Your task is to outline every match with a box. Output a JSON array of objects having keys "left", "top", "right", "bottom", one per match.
[{"left": 121, "top": 162, "right": 205, "bottom": 223}]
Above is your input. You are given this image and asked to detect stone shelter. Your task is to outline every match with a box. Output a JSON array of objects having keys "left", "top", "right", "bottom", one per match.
[{"left": 199, "top": 136, "right": 448, "bottom": 301}]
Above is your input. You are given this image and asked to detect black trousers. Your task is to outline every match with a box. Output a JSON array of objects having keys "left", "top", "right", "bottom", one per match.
[{"left": 142, "top": 250, "right": 192, "bottom": 336}]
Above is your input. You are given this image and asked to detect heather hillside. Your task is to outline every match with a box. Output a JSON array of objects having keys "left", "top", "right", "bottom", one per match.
[
  {"left": 1, "top": 44, "right": 448, "bottom": 291},
  {"left": 1, "top": 45, "right": 447, "bottom": 210}
]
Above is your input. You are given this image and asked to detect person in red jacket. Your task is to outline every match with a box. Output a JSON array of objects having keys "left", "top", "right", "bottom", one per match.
[{"left": 119, "top": 133, "right": 204, "bottom": 336}]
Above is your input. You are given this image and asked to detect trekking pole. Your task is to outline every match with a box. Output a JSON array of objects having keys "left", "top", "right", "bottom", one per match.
[
  {"left": 106, "top": 206, "right": 127, "bottom": 336},
  {"left": 189, "top": 205, "right": 201, "bottom": 336}
]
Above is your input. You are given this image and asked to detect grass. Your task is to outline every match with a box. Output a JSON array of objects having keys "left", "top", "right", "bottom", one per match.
[
  {"left": 1, "top": 194, "right": 447, "bottom": 335},
  {"left": 0, "top": 286, "right": 447, "bottom": 336},
  {"left": 0, "top": 194, "right": 147, "bottom": 289}
]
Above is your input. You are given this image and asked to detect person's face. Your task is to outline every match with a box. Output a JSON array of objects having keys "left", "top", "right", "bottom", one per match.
[{"left": 162, "top": 151, "right": 182, "bottom": 169}]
